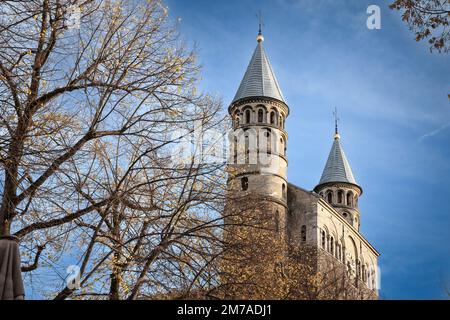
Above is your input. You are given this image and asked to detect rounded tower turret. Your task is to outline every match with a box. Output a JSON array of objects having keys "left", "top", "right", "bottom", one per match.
[
  {"left": 226, "top": 30, "right": 289, "bottom": 234},
  {"left": 221, "top": 28, "right": 291, "bottom": 298}
]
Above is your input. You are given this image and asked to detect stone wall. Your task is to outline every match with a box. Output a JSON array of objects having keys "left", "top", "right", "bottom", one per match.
[{"left": 287, "top": 183, "right": 379, "bottom": 298}]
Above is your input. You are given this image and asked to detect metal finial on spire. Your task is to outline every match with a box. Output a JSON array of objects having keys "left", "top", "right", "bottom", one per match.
[
  {"left": 257, "top": 10, "right": 263, "bottom": 35},
  {"left": 333, "top": 107, "right": 340, "bottom": 139},
  {"left": 256, "top": 11, "right": 264, "bottom": 42}
]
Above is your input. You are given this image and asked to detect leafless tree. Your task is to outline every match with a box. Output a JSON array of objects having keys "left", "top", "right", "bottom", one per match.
[{"left": 0, "top": 0, "right": 232, "bottom": 299}]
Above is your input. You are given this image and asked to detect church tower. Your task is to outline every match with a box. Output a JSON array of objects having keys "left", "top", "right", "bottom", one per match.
[
  {"left": 227, "top": 28, "right": 289, "bottom": 234},
  {"left": 313, "top": 120, "right": 362, "bottom": 230},
  {"left": 220, "top": 26, "right": 292, "bottom": 299}
]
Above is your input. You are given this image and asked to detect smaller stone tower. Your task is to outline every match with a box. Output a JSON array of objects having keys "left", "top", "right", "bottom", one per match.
[{"left": 313, "top": 118, "right": 362, "bottom": 230}]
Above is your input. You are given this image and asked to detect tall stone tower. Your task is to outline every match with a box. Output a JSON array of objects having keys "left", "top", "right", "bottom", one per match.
[
  {"left": 227, "top": 29, "right": 289, "bottom": 235},
  {"left": 313, "top": 124, "right": 362, "bottom": 230},
  {"left": 221, "top": 29, "right": 291, "bottom": 299}
]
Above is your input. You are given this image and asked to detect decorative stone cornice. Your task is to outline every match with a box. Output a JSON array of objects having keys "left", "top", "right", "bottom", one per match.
[
  {"left": 314, "top": 181, "right": 363, "bottom": 196},
  {"left": 229, "top": 96, "right": 289, "bottom": 117}
]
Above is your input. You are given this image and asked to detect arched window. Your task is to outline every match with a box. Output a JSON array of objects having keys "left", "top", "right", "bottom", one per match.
[
  {"left": 275, "top": 210, "right": 280, "bottom": 232},
  {"left": 321, "top": 230, "right": 326, "bottom": 249},
  {"left": 233, "top": 136, "right": 238, "bottom": 162},
  {"left": 301, "top": 225, "right": 306, "bottom": 242},
  {"left": 338, "top": 190, "right": 343, "bottom": 203},
  {"left": 241, "top": 177, "right": 248, "bottom": 191},
  {"left": 270, "top": 111, "right": 275, "bottom": 124},
  {"left": 266, "top": 130, "right": 271, "bottom": 153},
  {"left": 327, "top": 192, "right": 333, "bottom": 204},
  {"left": 362, "top": 265, "right": 366, "bottom": 282},
  {"left": 245, "top": 110, "right": 251, "bottom": 124},
  {"left": 258, "top": 109, "right": 264, "bottom": 123},
  {"left": 330, "top": 236, "right": 334, "bottom": 255},
  {"left": 233, "top": 110, "right": 240, "bottom": 128},
  {"left": 346, "top": 192, "right": 353, "bottom": 206},
  {"left": 370, "top": 269, "right": 377, "bottom": 290},
  {"left": 244, "top": 133, "right": 249, "bottom": 163},
  {"left": 282, "top": 183, "right": 286, "bottom": 199}
]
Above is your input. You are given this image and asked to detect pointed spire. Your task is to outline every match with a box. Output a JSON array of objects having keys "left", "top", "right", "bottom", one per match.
[
  {"left": 232, "top": 27, "right": 285, "bottom": 103},
  {"left": 315, "top": 115, "right": 360, "bottom": 191},
  {"left": 317, "top": 137, "right": 357, "bottom": 186}
]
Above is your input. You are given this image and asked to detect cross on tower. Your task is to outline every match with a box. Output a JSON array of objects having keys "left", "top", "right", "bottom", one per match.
[
  {"left": 333, "top": 107, "right": 340, "bottom": 135},
  {"left": 256, "top": 10, "right": 264, "bottom": 35}
]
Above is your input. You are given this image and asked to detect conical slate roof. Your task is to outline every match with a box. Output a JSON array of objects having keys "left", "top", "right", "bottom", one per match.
[
  {"left": 317, "top": 134, "right": 358, "bottom": 187},
  {"left": 232, "top": 38, "right": 285, "bottom": 103}
]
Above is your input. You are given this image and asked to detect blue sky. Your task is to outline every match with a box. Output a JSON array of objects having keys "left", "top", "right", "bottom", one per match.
[{"left": 165, "top": 0, "right": 450, "bottom": 299}]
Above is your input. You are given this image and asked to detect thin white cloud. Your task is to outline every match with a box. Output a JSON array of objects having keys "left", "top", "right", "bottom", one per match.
[{"left": 418, "top": 122, "right": 450, "bottom": 142}]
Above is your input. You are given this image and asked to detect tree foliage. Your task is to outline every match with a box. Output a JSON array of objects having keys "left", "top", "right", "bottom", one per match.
[
  {"left": 0, "top": 0, "right": 228, "bottom": 299},
  {"left": 390, "top": 0, "right": 450, "bottom": 53}
]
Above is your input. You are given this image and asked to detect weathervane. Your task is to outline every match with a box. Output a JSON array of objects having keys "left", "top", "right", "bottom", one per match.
[
  {"left": 257, "top": 10, "right": 264, "bottom": 34},
  {"left": 256, "top": 11, "right": 265, "bottom": 42},
  {"left": 333, "top": 107, "right": 340, "bottom": 138}
]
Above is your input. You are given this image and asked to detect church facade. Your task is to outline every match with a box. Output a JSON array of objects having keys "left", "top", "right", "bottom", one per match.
[{"left": 225, "top": 30, "right": 379, "bottom": 299}]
